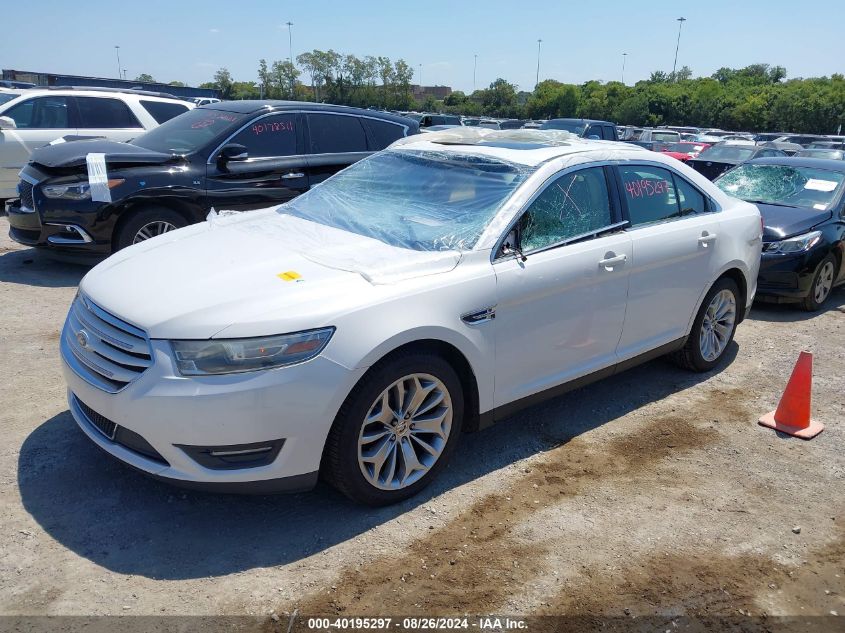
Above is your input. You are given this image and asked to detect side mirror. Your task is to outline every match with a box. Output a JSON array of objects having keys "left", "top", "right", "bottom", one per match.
[
  {"left": 0, "top": 116, "right": 17, "bottom": 130},
  {"left": 219, "top": 143, "right": 248, "bottom": 162}
]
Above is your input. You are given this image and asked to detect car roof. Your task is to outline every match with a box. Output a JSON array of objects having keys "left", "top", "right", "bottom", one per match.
[
  {"left": 391, "top": 128, "right": 648, "bottom": 167},
  {"left": 745, "top": 156, "right": 845, "bottom": 172},
  {"left": 547, "top": 117, "right": 614, "bottom": 125},
  {"left": 200, "top": 100, "right": 415, "bottom": 125},
  {"left": 0, "top": 87, "right": 186, "bottom": 102}
]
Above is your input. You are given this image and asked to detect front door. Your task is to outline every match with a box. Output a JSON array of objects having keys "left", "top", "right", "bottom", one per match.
[
  {"left": 206, "top": 112, "right": 309, "bottom": 212},
  {"left": 493, "top": 165, "right": 631, "bottom": 407},
  {"left": 615, "top": 163, "right": 721, "bottom": 359}
]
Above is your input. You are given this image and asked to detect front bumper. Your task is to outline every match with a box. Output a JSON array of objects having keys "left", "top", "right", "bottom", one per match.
[
  {"left": 6, "top": 196, "right": 112, "bottom": 257},
  {"left": 755, "top": 249, "right": 825, "bottom": 302},
  {"left": 62, "top": 329, "right": 366, "bottom": 493}
]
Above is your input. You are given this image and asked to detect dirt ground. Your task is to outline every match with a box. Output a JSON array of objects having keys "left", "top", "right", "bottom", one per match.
[{"left": 0, "top": 215, "right": 843, "bottom": 630}]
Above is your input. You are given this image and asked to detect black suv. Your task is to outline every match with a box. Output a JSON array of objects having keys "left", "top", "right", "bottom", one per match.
[{"left": 6, "top": 101, "right": 418, "bottom": 258}]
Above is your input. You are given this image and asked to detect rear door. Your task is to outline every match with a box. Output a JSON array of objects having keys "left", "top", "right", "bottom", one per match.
[
  {"left": 304, "top": 112, "right": 372, "bottom": 186},
  {"left": 73, "top": 96, "right": 145, "bottom": 142},
  {"left": 205, "top": 111, "right": 309, "bottom": 212},
  {"left": 614, "top": 163, "right": 721, "bottom": 359},
  {"left": 0, "top": 95, "right": 77, "bottom": 197}
]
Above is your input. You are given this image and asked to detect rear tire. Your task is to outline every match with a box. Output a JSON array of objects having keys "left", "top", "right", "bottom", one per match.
[
  {"left": 114, "top": 207, "right": 187, "bottom": 252},
  {"left": 671, "top": 277, "right": 740, "bottom": 372},
  {"left": 322, "top": 352, "right": 464, "bottom": 506},
  {"left": 802, "top": 254, "right": 836, "bottom": 312}
]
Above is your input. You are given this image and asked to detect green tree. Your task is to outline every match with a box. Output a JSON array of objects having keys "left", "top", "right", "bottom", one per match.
[
  {"left": 134, "top": 73, "right": 155, "bottom": 83},
  {"left": 212, "top": 68, "right": 234, "bottom": 99}
]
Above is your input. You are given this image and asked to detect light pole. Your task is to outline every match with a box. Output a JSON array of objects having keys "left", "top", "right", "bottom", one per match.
[
  {"left": 122, "top": 69, "right": 127, "bottom": 81},
  {"left": 473, "top": 54, "right": 477, "bottom": 92},
  {"left": 419, "top": 63, "right": 422, "bottom": 88},
  {"left": 114, "top": 46, "right": 121, "bottom": 79},
  {"left": 285, "top": 21, "right": 294, "bottom": 97},
  {"left": 621, "top": 52, "right": 627, "bottom": 84},
  {"left": 672, "top": 17, "right": 686, "bottom": 79},
  {"left": 535, "top": 39, "right": 542, "bottom": 88}
]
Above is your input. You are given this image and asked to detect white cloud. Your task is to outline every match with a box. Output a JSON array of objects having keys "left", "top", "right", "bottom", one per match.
[{"left": 209, "top": 28, "right": 220, "bottom": 34}]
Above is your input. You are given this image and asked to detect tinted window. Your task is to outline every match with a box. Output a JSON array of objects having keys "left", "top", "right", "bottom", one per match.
[
  {"left": 75, "top": 97, "right": 141, "bottom": 128},
  {"left": 4, "top": 96, "right": 70, "bottom": 128},
  {"left": 519, "top": 167, "right": 613, "bottom": 251},
  {"left": 363, "top": 118, "right": 407, "bottom": 149},
  {"left": 620, "top": 165, "right": 686, "bottom": 226},
  {"left": 140, "top": 100, "right": 190, "bottom": 124},
  {"left": 673, "top": 174, "right": 707, "bottom": 214},
  {"left": 603, "top": 126, "right": 616, "bottom": 140},
  {"left": 307, "top": 113, "right": 367, "bottom": 153},
  {"left": 230, "top": 114, "right": 297, "bottom": 158},
  {"left": 0, "top": 93, "right": 18, "bottom": 106}
]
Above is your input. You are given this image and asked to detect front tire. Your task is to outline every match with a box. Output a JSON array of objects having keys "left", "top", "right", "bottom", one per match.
[
  {"left": 671, "top": 277, "right": 739, "bottom": 372},
  {"left": 323, "top": 353, "right": 464, "bottom": 506},
  {"left": 802, "top": 254, "right": 836, "bottom": 312},
  {"left": 114, "top": 207, "right": 187, "bottom": 252}
]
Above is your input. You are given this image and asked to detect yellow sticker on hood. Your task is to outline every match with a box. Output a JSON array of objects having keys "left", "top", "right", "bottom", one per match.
[{"left": 277, "top": 271, "right": 302, "bottom": 282}]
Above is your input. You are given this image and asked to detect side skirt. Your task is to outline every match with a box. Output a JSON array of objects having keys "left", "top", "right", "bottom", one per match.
[{"left": 476, "top": 337, "right": 686, "bottom": 430}]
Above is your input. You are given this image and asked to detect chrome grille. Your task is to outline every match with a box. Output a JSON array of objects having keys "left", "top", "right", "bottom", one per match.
[
  {"left": 18, "top": 180, "right": 34, "bottom": 210},
  {"left": 63, "top": 295, "right": 152, "bottom": 392}
]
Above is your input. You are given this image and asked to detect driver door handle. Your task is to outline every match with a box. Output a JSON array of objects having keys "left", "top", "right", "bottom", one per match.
[
  {"left": 281, "top": 172, "right": 305, "bottom": 179},
  {"left": 599, "top": 253, "right": 627, "bottom": 270}
]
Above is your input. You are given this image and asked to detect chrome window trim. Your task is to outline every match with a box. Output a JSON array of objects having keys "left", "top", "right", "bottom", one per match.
[{"left": 207, "top": 110, "right": 409, "bottom": 165}]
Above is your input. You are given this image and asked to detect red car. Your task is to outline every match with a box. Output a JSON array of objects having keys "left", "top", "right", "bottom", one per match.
[{"left": 660, "top": 141, "right": 711, "bottom": 162}]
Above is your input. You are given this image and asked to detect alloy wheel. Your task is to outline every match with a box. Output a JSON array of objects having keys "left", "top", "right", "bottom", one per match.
[
  {"left": 133, "top": 221, "right": 178, "bottom": 244},
  {"left": 699, "top": 289, "right": 736, "bottom": 362},
  {"left": 814, "top": 261, "right": 835, "bottom": 304},
  {"left": 357, "top": 373, "right": 453, "bottom": 491}
]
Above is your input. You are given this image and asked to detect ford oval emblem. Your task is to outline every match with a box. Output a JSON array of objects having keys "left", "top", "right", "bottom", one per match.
[{"left": 76, "top": 330, "right": 90, "bottom": 349}]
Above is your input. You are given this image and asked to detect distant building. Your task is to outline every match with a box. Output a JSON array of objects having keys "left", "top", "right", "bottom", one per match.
[
  {"left": 411, "top": 84, "right": 452, "bottom": 99},
  {"left": 1, "top": 69, "right": 218, "bottom": 99}
]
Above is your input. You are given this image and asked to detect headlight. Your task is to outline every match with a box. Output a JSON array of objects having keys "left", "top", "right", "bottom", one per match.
[
  {"left": 170, "top": 327, "right": 335, "bottom": 376},
  {"left": 765, "top": 230, "right": 822, "bottom": 254},
  {"left": 41, "top": 178, "right": 124, "bottom": 200}
]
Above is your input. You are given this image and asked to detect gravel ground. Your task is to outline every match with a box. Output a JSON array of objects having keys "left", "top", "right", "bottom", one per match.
[{"left": 0, "top": 216, "right": 843, "bottom": 629}]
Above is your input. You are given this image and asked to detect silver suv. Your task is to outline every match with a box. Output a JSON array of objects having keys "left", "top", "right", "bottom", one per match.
[{"left": 0, "top": 87, "right": 193, "bottom": 199}]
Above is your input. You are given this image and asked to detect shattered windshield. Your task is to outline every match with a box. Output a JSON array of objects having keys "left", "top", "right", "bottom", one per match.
[
  {"left": 279, "top": 149, "right": 532, "bottom": 251},
  {"left": 696, "top": 145, "right": 756, "bottom": 162},
  {"left": 716, "top": 164, "right": 845, "bottom": 210}
]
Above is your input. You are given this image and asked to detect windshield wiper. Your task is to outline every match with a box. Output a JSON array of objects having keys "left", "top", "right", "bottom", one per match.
[{"left": 744, "top": 199, "right": 797, "bottom": 208}]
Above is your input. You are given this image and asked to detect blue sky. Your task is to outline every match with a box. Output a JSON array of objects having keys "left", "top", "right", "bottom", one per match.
[{"left": 2, "top": 0, "right": 842, "bottom": 92}]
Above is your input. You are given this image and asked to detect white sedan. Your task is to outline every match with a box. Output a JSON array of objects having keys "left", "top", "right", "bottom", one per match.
[{"left": 60, "top": 129, "right": 762, "bottom": 505}]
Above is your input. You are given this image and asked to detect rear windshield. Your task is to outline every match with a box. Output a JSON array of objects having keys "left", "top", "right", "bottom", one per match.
[
  {"left": 540, "top": 120, "right": 586, "bottom": 134},
  {"left": 0, "top": 93, "right": 18, "bottom": 106},
  {"left": 140, "top": 100, "right": 190, "bottom": 124},
  {"left": 132, "top": 107, "right": 248, "bottom": 154},
  {"left": 697, "top": 145, "right": 756, "bottom": 162},
  {"left": 651, "top": 131, "right": 680, "bottom": 142}
]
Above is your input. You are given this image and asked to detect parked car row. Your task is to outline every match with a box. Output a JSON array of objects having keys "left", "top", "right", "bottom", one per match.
[{"left": 6, "top": 101, "right": 418, "bottom": 259}]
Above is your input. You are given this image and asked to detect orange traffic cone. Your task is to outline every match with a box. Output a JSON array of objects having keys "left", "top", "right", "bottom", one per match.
[{"left": 758, "top": 351, "right": 824, "bottom": 439}]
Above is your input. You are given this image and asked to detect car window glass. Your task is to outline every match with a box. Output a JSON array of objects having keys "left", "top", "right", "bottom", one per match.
[
  {"left": 75, "top": 97, "right": 141, "bottom": 128},
  {"left": 672, "top": 174, "right": 707, "bottom": 214},
  {"left": 307, "top": 113, "right": 367, "bottom": 153},
  {"left": 519, "top": 166, "right": 613, "bottom": 251},
  {"left": 230, "top": 113, "right": 297, "bottom": 158},
  {"left": 140, "top": 100, "right": 189, "bottom": 124},
  {"left": 4, "top": 96, "right": 70, "bottom": 128},
  {"left": 362, "top": 118, "right": 406, "bottom": 149},
  {"left": 619, "top": 165, "right": 687, "bottom": 226},
  {"left": 603, "top": 126, "right": 614, "bottom": 140}
]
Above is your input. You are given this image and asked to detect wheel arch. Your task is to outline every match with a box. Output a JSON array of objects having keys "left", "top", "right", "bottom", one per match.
[{"left": 110, "top": 197, "right": 203, "bottom": 251}]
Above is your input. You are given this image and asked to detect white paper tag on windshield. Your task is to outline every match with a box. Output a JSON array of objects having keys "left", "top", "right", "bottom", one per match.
[
  {"left": 804, "top": 178, "right": 837, "bottom": 192},
  {"left": 813, "top": 203, "right": 828, "bottom": 210},
  {"left": 49, "top": 137, "right": 66, "bottom": 145},
  {"left": 86, "top": 153, "right": 111, "bottom": 203}
]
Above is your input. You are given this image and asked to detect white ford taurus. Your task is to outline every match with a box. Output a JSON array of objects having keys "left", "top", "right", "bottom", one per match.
[{"left": 61, "top": 129, "right": 762, "bottom": 505}]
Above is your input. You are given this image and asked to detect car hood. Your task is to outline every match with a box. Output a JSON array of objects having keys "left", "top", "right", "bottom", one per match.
[
  {"left": 29, "top": 138, "right": 175, "bottom": 169},
  {"left": 79, "top": 209, "right": 463, "bottom": 339},
  {"left": 756, "top": 203, "right": 831, "bottom": 241}
]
